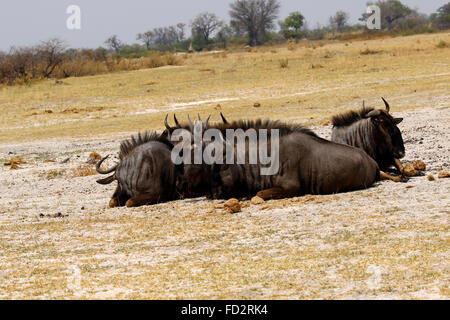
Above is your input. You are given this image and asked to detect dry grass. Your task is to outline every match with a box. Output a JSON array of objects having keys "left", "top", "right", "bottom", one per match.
[
  {"left": 436, "top": 40, "right": 449, "bottom": 48},
  {"left": 70, "top": 165, "right": 98, "bottom": 178},
  {"left": 0, "top": 32, "right": 449, "bottom": 300},
  {"left": 0, "top": 32, "right": 449, "bottom": 144}
]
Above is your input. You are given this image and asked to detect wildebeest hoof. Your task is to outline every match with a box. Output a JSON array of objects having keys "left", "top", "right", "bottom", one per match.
[
  {"left": 109, "top": 198, "right": 119, "bottom": 208},
  {"left": 125, "top": 199, "right": 136, "bottom": 208},
  {"left": 400, "top": 175, "right": 409, "bottom": 183}
]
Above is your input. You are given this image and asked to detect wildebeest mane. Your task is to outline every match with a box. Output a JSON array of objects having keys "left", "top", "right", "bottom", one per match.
[
  {"left": 331, "top": 107, "right": 374, "bottom": 127},
  {"left": 119, "top": 131, "right": 173, "bottom": 160},
  {"left": 214, "top": 119, "right": 318, "bottom": 137}
]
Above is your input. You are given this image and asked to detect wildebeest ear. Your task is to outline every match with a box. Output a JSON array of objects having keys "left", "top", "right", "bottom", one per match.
[
  {"left": 393, "top": 118, "right": 403, "bottom": 125},
  {"left": 160, "top": 130, "right": 169, "bottom": 140},
  {"left": 96, "top": 175, "right": 115, "bottom": 185}
]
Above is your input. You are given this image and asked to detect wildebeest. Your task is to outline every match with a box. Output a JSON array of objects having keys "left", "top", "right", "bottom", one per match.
[
  {"left": 164, "top": 114, "right": 214, "bottom": 199},
  {"left": 168, "top": 114, "right": 380, "bottom": 201},
  {"left": 211, "top": 123, "right": 380, "bottom": 200},
  {"left": 331, "top": 98, "right": 407, "bottom": 182},
  {"left": 96, "top": 131, "right": 182, "bottom": 207}
]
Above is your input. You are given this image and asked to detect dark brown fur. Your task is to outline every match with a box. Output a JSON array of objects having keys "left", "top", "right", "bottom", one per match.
[
  {"left": 331, "top": 100, "right": 405, "bottom": 174},
  {"left": 96, "top": 131, "right": 182, "bottom": 207},
  {"left": 170, "top": 115, "right": 379, "bottom": 200}
]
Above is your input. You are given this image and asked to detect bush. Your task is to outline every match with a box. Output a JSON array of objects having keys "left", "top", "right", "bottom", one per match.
[
  {"left": 0, "top": 40, "right": 183, "bottom": 85},
  {"left": 279, "top": 59, "right": 289, "bottom": 68},
  {"left": 436, "top": 40, "right": 449, "bottom": 48}
]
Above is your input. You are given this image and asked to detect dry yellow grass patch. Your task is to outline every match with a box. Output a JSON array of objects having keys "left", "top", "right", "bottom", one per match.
[
  {"left": 70, "top": 165, "right": 98, "bottom": 178},
  {"left": 0, "top": 32, "right": 449, "bottom": 144}
]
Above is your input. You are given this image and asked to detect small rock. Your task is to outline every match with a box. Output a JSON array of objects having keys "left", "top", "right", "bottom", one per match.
[
  {"left": 403, "top": 163, "right": 419, "bottom": 177},
  {"left": 427, "top": 174, "right": 435, "bottom": 181},
  {"left": 253, "top": 102, "right": 261, "bottom": 108},
  {"left": 223, "top": 208, "right": 234, "bottom": 214},
  {"left": 438, "top": 171, "right": 450, "bottom": 179},
  {"left": 405, "top": 185, "right": 414, "bottom": 189},
  {"left": 223, "top": 198, "right": 241, "bottom": 213},
  {"left": 44, "top": 159, "right": 56, "bottom": 163},
  {"left": 413, "top": 160, "right": 426, "bottom": 171},
  {"left": 251, "top": 196, "right": 265, "bottom": 205},
  {"left": 4, "top": 158, "right": 26, "bottom": 166},
  {"left": 60, "top": 157, "right": 71, "bottom": 164}
]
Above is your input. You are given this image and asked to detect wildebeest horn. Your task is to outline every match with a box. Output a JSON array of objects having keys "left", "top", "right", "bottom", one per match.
[
  {"left": 173, "top": 114, "right": 181, "bottom": 128},
  {"left": 187, "top": 114, "right": 194, "bottom": 132},
  {"left": 96, "top": 155, "right": 118, "bottom": 175},
  {"left": 164, "top": 114, "right": 171, "bottom": 131},
  {"left": 96, "top": 174, "right": 115, "bottom": 185},
  {"left": 362, "top": 100, "right": 366, "bottom": 114},
  {"left": 382, "top": 97, "right": 390, "bottom": 113},
  {"left": 220, "top": 112, "right": 229, "bottom": 124},
  {"left": 204, "top": 115, "right": 211, "bottom": 128}
]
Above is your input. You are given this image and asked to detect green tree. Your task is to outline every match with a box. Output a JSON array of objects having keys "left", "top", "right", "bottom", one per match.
[
  {"left": 432, "top": 2, "right": 450, "bottom": 29},
  {"left": 282, "top": 11, "right": 305, "bottom": 39},
  {"left": 360, "top": 0, "right": 414, "bottom": 30}
]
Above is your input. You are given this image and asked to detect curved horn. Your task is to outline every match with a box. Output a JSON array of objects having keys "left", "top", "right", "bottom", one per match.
[
  {"left": 362, "top": 100, "right": 366, "bottom": 113},
  {"left": 96, "top": 155, "right": 118, "bottom": 175},
  {"left": 204, "top": 115, "right": 211, "bottom": 128},
  {"left": 164, "top": 114, "right": 171, "bottom": 131},
  {"left": 173, "top": 114, "right": 181, "bottom": 128},
  {"left": 382, "top": 97, "right": 390, "bottom": 113},
  {"left": 187, "top": 114, "right": 194, "bottom": 132},
  {"left": 220, "top": 112, "right": 229, "bottom": 124},
  {"left": 96, "top": 174, "right": 115, "bottom": 185}
]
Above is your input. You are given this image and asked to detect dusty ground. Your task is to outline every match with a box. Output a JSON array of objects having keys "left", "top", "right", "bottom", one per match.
[
  {"left": 0, "top": 105, "right": 448, "bottom": 299},
  {"left": 0, "top": 32, "right": 449, "bottom": 299}
]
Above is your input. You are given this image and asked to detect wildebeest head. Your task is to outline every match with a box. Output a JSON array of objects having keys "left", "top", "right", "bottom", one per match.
[
  {"left": 96, "top": 131, "right": 181, "bottom": 207},
  {"left": 364, "top": 98, "right": 405, "bottom": 159},
  {"left": 173, "top": 115, "right": 215, "bottom": 198}
]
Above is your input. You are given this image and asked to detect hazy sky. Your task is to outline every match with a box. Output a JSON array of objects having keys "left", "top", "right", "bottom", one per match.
[{"left": 0, "top": 0, "right": 447, "bottom": 50}]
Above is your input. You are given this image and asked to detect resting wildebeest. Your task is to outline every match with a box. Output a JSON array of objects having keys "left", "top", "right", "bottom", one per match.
[
  {"left": 164, "top": 114, "right": 214, "bottom": 199},
  {"left": 167, "top": 114, "right": 380, "bottom": 201},
  {"left": 211, "top": 122, "right": 380, "bottom": 200},
  {"left": 96, "top": 131, "right": 182, "bottom": 207},
  {"left": 331, "top": 98, "right": 407, "bottom": 182}
]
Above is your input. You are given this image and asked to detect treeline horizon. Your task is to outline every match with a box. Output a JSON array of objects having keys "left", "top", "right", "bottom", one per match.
[{"left": 1, "top": 0, "right": 449, "bottom": 85}]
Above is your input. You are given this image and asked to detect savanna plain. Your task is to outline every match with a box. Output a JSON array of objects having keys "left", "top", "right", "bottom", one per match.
[{"left": 0, "top": 32, "right": 449, "bottom": 299}]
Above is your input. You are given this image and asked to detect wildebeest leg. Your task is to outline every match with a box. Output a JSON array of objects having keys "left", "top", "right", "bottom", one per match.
[
  {"left": 109, "top": 186, "right": 130, "bottom": 208},
  {"left": 109, "top": 198, "right": 119, "bottom": 208},
  {"left": 380, "top": 171, "right": 407, "bottom": 183},
  {"left": 394, "top": 158, "right": 404, "bottom": 174},
  {"left": 256, "top": 188, "right": 295, "bottom": 200},
  {"left": 125, "top": 193, "right": 160, "bottom": 208}
]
